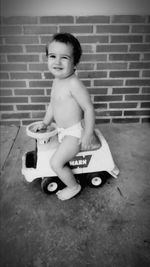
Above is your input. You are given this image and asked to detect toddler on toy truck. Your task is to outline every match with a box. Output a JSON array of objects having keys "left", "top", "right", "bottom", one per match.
[{"left": 33, "top": 33, "right": 95, "bottom": 201}]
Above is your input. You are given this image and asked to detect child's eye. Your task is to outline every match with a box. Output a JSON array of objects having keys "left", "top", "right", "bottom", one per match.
[
  {"left": 62, "top": 56, "right": 69, "bottom": 60},
  {"left": 48, "top": 54, "right": 55, "bottom": 59}
]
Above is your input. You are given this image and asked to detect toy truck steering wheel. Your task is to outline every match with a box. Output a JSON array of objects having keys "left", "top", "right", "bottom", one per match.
[{"left": 26, "top": 121, "right": 58, "bottom": 141}]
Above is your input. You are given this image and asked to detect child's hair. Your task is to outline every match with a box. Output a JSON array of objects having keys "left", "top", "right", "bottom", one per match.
[{"left": 46, "top": 33, "right": 82, "bottom": 66}]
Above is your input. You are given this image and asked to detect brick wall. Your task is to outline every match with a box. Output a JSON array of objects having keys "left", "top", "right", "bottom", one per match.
[{"left": 0, "top": 15, "right": 150, "bottom": 125}]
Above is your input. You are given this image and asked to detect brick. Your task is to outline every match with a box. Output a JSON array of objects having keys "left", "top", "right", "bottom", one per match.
[
  {"left": 89, "top": 88, "right": 108, "bottom": 95},
  {"left": 5, "top": 36, "right": 39, "bottom": 44},
  {"left": 14, "top": 89, "right": 44, "bottom": 95},
  {"left": 0, "top": 45, "right": 23, "bottom": 53},
  {"left": 10, "top": 72, "right": 41, "bottom": 80},
  {"left": 110, "top": 102, "right": 137, "bottom": 109},
  {"left": 40, "top": 16, "right": 74, "bottom": 24},
  {"left": 145, "top": 35, "right": 150, "bottom": 42},
  {"left": 1, "top": 113, "right": 30, "bottom": 119},
  {"left": 97, "top": 62, "right": 127, "bottom": 70},
  {"left": 143, "top": 54, "right": 150, "bottom": 61},
  {"left": 24, "top": 26, "right": 57, "bottom": 34},
  {"left": 32, "top": 111, "right": 45, "bottom": 119},
  {"left": 26, "top": 45, "right": 45, "bottom": 53},
  {"left": 0, "top": 55, "right": 6, "bottom": 63},
  {"left": 3, "top": 16, "right": 38, "bottom": 24},
  {"left": 132, "top": 25, "right": 150, "bottom": 33},
  {"left": 0, "top": 97, "right": 28, "bottom": 103},
  {"left": 8, "top": 55, "right": 39, "bottom": 62},
  {"left": 110, "top": 71, "right": 139, "bottom": 78},
  {"left": 59, "top": 25, "right": 93, "bottom": 33},
  {"left": 141, "top": 102, "right": 150, "bottom": 108},
  {"left": 96, "top": 25, "right": 129, "bottom": 33},
  {"left": 112, "top": 87, "right": 139, "bottom": 94},
  {"left": 77, "top": 63, "right": 95, "bottom": 70},
  {"left": 95, "top": 110, "right": 122, "bottom": 117},
  {"left": 42, "top": 72, "right": 53, "bottom": 80},
  {"left": 124, "top": 110, "right": 150, "bottom": 116},
  {"left": 17, "top": 104, "right": 45, "bottom": 111},
  {"left": 142, "top": 71, "right": 150, "bottom": 77},
  {"left": 46, "top": 89, "right": 51, "bottom": 95},
  {"left": 81, "top": 54, "right": 107, "bottom": 62},
  {"left": 96, "top": 45, "right": 127, "bottom": 53},
  {"left": 1, "top": 81, "right": 26, "bottom": 87},
  {"left": 142, "top": 118, "right": 150, "bottom": 123},
  {"left": 29, "top": 63, "right": 48, "bottom": 71},
  {"left": 112, "top": 15, "right": 146, "bottom": 23},
  {"left": 130, "top": 44, "right": 150, "bottom": 52},
  {"left": 40, "top": 36, "right": 54, "bottom": 44},
  {"left": 126, "top": 79, "right": 150, "bottom": 86},
  {"left": 78, "top": 35, "right": 109, "bottom": 44},
  {"left": 0, "top": 63, "right": 27, "bottom": 71},
  {"left": 94, "top": 103, "right": 107, "bottom": 109},
  {"left": 129, "top": 62, "right": 150, "bottom": 69},
  {"left": 109, "top": 111, "right": 123, "bottom": 116},
  {"left": 96, "top": 118, "right": 110, "bottom": 124},
  {"left": 81, "top": 80, "right": 91, "bottom": 87},
  {"left": 109, "top": 53, "right": 139, "bottom": 61},
  {"left": 125, "top": 95, "right": 150, "bottom": 101},
  {"left": 0, "top": 105, "right": 14, "bottom": 111},
  {"left": 76, "top": 16, "right": 109, "bottom": 24},
  {"left": 31, "top": 96, "right": 50, "bottom": 103},
  {"left": 0, "top": 26, "right": 22, "bottom": 35},
  {"left": 0, "top": 89, "right": 12, "bottom": 96},
  {"left": 94, "top": 79, "right": 123, "bottom": 87},
  {"left": 111, "top": 35, "right": 143, "bottom": 43},
  {"left": 82, "top": 44, "right": 94, "bottom": 53},
  {"left": 42, "top": 54, "right": 48, "bottom": 63},
  {"left": 0, "top": 37, "right": 3, "bottom": 44},
  {"left": 142, "top": 87, "right": 150, "bottom": 93},
  {"left": 29, "top": 81, "right": 52, "bottom": 87},
  {"left": 78, "top": 71, "right": 107, "bottom": 79},
  {"left": 0, "top": 73, "right": 9, "bottom": 79},
  {"left": 94, "top": 95, "right": 122, "bottom": 102},
  {"left": 112, "top": 118, "right": 140, "bottom": 123}
]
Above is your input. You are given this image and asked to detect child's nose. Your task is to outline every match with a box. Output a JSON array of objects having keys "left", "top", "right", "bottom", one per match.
[{"left": 55, "top": 57, "right": 61, "bottom": 64}]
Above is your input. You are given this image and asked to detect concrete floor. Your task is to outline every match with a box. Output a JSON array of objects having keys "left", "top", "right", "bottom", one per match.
[{"left": 0, "top": 123, "right": 150, "bottom": 267}]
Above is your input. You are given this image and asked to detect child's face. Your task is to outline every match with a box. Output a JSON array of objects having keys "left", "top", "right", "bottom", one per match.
[{"left": 47, "top": 41, "right": 74, "bottom": 79}]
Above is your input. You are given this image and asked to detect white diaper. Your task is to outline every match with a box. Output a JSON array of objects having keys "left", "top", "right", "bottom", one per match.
[{"left": 57, "top": 122, "right": 83, "bottom": 143}]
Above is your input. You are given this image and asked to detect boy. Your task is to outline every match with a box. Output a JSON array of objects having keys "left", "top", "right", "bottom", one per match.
[{"left": 35, "top": 33, "right": 95, "bottom": 200}]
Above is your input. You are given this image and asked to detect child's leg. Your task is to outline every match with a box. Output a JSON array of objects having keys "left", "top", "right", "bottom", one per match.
[{"left": 50, "top": 136, "right": 81, "bottom": 200}]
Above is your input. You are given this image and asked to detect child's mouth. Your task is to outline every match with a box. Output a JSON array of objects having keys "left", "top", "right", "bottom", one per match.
[{"left": 53, "top": 67, "right": 63, "bottom": 71}]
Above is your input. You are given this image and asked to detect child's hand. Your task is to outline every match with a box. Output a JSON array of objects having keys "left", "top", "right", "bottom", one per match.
[
  {"left": 32, "top": 122, "right": 47, "bottom": 132},
  {"left": 80, "top": 133, "right": 93, "bottom": 150}
]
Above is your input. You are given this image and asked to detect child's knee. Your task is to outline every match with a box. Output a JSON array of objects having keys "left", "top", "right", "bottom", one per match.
[{"left": 50, "top": 157, "right": 61, "bottom": 173}]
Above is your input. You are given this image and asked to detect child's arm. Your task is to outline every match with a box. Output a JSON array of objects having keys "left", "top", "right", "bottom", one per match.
[
  {"left": 33, "top": 102, "right": 53, "bottom": 131},
  {"left": 70, "top": 79, "right": 95, "bottom": 150},
  {"left": 42, "top": 102, "right": 53, "bottom": 127}
]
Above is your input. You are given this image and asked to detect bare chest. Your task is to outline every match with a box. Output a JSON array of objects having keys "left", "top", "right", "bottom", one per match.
[{"left": 51, "top": 86, "right": 71, "bottom": 104}]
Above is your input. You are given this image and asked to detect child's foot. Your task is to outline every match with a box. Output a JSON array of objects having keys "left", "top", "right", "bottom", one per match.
[{"left": 56, "top": 184, "right": 81, "bottom": 201}]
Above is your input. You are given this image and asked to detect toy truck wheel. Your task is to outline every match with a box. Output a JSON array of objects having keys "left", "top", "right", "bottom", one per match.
[
  {"left": 41, "top": 177, "right": 65, "bottom": 194},
  {"left": 87, "top": 173, "right": 103, "bottom": 188}
]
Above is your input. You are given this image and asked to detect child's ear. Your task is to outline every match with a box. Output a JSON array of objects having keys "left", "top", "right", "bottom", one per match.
[{"left": 74, "top": 68, "right": 78, "bottom": 75}]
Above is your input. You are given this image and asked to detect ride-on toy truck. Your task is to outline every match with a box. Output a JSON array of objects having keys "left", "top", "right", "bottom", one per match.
[{"left": 22, "top": 121, "right": 119, "bottom": 194}]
